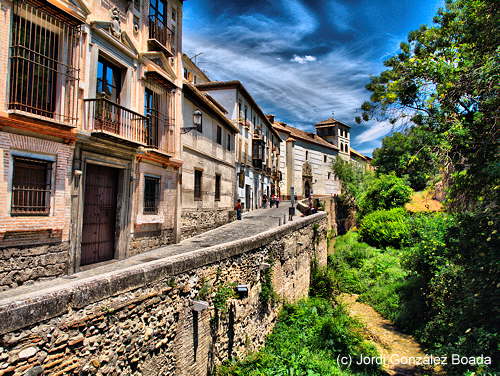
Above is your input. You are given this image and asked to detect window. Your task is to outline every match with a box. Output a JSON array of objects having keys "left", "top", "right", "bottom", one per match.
[
  {"left": 97, "top": 57, "right": 122, "bottom": 103},
  {"left": 194, "top": 170, "right": 202, "bottom": 200},
  {"left": 184, "top": 68, "right": 188, "bottom": 79},
  {"left": 215, "top": 174, "right": 221, "bottom": 201},
  {"left": 227, "top": 133, "right": 231, "bottom": 151},
  {"left": 238, "top": 101, "right": 242, "bottom": 119},
  {"left": 216, "top": 126, "right": 222, "bottom": 144},
  {"left": 144, "top": 176, "right": 160, "bottom": 214},
  {"left": 305, "top": 151, "right": 309, "bottom": 160},
  {"left": 8, "top": 1, "right": 80, "bottom": 125},
  {"left": 149, "top": 0, "right": 166, "bottom": 22},
  {"left": 11, "top": 157, "right": 52, "bottom": 216},
  {"left": 324, "top": 155, "right": 327, "bottom": 163},
  {"left": 244, "top": 106, "right": 248, "bottom": 122},
  {"left": 328, "top": 172, "right": 331, "bottom": 180},
  {"left": 172, "top": 8, "right": 177, "bottom": 21}
]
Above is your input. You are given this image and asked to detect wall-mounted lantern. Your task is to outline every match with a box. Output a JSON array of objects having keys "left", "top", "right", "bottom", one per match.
[
  {"left": 181, "top": 109, "right": 203, "bottom": 134},
  {"left": 235, "top": 284, "right": 249, "bottom": 299}
]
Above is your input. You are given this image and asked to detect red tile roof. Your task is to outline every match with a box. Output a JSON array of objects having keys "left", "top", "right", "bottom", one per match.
[{"left": 273, "top": 122, "right": 339, "bottom": 151}]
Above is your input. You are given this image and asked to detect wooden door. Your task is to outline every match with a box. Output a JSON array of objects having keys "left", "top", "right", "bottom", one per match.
[{"left": 81, "top": 164, "right": 119, "bottom": 266}]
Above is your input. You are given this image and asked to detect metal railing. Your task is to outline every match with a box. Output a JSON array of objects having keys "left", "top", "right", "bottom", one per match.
[
  {"left": 8, "top": 0, "right": 81, "bottom": 126},
  {"left": 84, "top": 98, "right": 148, "bottom": 144},
  {"left": 145, "top": 107, "right": 175, "bottom": 154},
  {"left": 148, "top": 15, "right": 174, "bottom": 53}
]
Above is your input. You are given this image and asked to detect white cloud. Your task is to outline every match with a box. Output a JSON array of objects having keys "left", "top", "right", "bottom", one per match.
[
  {"left": 290, "top": 55, "right": 317, "bottom": 64},
  {"left": 355, "top": 120, "right": 394, "bottom": 144}
]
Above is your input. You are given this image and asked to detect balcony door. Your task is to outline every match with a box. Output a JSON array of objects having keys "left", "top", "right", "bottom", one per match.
[{"left": 95, "top": 58, "right": 122, "bottom": 134}]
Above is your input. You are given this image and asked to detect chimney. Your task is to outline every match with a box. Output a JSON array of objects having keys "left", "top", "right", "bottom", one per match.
[{"left": 266, "top": 114, "right": 275, "bottom": 123}]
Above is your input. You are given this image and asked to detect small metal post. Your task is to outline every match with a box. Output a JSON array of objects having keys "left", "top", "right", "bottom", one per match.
[
  {"left": 283, "top": 214, "right": 286, "bottom": 224},
  {"left": 278, "top": 217, "right": 282, "bottom": 226}
]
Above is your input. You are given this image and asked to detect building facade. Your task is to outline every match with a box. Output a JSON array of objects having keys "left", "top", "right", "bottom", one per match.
[
  {"left": 196, "top": 81, "right": 281, "bottom": 211},
  {"left": 180, "top": 83, "right": 238, "bottom": 239},
  {"left": 315, "top": 117, "right": 351, "bottom": 160},
  {"left": 272, "top": 119, "right": 340, "bottom": 200},
  {"left": 0, "top": 0, "right": 185, "bottom": 289}
]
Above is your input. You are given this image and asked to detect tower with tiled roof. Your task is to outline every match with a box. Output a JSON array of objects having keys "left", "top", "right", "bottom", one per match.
[{"left": 314, "top": 118, "right": 351, "bottom": 160}]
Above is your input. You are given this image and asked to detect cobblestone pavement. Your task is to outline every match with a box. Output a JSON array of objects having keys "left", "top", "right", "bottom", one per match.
[{"left": 0, "top": 202, "right": 298, "bottom": 302}]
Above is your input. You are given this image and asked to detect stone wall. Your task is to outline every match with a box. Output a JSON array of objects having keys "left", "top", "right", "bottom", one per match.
[
  {"left": 0, "top": 213, "right": 327, "bottom": 376},
  {"left": 129, "top": 226, "right": 176, "bottom": 257},
  {"left": 181, "top": 208, "right": 235, "bottom": 240},
  {"left": 0, "top": 242, "right": 69, "bottom": 292}
]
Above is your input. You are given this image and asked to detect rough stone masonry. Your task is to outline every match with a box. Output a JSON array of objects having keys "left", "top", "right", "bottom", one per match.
[{"left": 0, "top": 212, "right": 327, "bottom": 376}]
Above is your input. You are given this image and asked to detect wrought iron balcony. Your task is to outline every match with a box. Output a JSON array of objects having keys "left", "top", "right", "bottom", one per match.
[
  {"left": 8, "top": 0, "right": 81, "bottom": 126},
  {"left": 148, "top": 16, "right": 175, "bottom": 56},
  {"left": 84, "top": 98, "right": 148, "bottom": 145},
  {"left": 145, "top": 107, "right": 175, "bottom": 154}
]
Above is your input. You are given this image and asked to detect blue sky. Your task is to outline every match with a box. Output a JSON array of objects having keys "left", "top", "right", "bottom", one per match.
[{"left": 182, "top": 0, "right": 443, "bottom": 155}]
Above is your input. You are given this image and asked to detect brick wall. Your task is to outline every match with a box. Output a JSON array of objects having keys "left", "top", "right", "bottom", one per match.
[{"left": 0, "top": 132, "right": 73, "bottom": 290}]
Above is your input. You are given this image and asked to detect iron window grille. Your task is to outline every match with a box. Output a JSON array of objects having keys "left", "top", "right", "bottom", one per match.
[
  {"left": 9, "top": 0, "right": 81, "bottom": 126},
  {"left": 144, "top": 176, "right": 160, "bottom": 214},
  {"left": 11, "top": 156, "right": 52, "bottom": 216}
]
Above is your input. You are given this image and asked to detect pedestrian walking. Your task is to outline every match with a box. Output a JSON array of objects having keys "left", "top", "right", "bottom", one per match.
[
  {"left": 276, "top": 195, "right": 280, "bottom": 208},
  {"left": 262, "top": 194, "right": 268, "bottom": 208},
  {"left": 270, "top": 194, "right": 276, "bottom": 208},
  {"left": 234, "top": 199, "right": 242, "bottom": 220}
]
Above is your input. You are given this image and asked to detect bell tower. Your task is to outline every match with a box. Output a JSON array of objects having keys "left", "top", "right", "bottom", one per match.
[{"left": 315, "top": 118, "right": 350, "bottom": 158}]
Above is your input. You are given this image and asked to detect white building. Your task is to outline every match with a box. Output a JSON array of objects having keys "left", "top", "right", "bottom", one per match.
[
  {"left": 272, "top": 119, "right": 340, "bottom": 200},
  {"left": 196, "top": 81, "right": 281, "bottom": 210}
]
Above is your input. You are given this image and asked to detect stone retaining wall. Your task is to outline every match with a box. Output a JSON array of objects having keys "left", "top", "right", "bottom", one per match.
[
  {"left": 0, "top": 242, "right": 69, "bottom": 292},
  {"left": 0, "top": 213, "right": 327, "bottom": 376},
  {"left": 181, "top": 208, "right": 235, "bottom": 240}
]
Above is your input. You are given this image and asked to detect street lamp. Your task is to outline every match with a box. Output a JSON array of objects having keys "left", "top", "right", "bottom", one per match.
[{"left": 181, "top": 109, "right": 203, "bottom": 134}]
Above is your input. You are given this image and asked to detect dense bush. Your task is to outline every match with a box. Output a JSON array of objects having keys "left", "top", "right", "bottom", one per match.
[
  {"left": 217, "top": 298, "right": 383, "bottom": 376},
  {"left": 358, "top": 174, "right": 413, "bottom": 218},
  {"left": 358, "top": 208, "right": 410, "bottom": 248},
  {"left": 329, "top": 231, "right": 408, "bottom": 322},
  {"left": 309, "top": 260, "right": 339, "bottom": 300},
  {"left": 405, "top": 211, "right": 499, "bottom": 375}
]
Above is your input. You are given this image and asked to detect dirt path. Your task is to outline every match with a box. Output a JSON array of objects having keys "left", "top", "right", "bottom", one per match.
[{"left": 341, "top": 294, "right": 438, "bottom": 376}]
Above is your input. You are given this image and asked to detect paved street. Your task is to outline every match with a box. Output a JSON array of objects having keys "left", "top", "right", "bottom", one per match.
[{"left": 0, "top": 202, "right": 297, "bottom": 302}]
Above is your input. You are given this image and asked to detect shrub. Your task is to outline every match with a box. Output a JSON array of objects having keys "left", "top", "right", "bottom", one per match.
[
  {"left": 218, "top": 298, "right": 383, "bottom": 376},
  {"left": 358, "top": 208, "right": 410, "bottom": 248},
  {"left": 310, "top": 260, "right": 339, "bottom": 299},
  {"left": 358, "top": 174, "right": 413, "bottom": 218}
]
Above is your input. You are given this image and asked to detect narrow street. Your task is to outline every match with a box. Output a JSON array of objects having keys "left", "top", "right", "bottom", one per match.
[{"left": 0, "top": 203, "right": 295, "bottom": 303}]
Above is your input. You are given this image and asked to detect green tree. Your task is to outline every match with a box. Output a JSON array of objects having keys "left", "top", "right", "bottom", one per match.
[
  {"left": 358, "top": 174, "right": 413, "bottom": 217},
  {"left": 372, "top": 127, "right": 439, "bottom": 191},
  {"left": 358, "top": 0, "right": 499, "bottom": 211},
  {"left": 331, "top": 157, "right": 374, "bottom": 208}
]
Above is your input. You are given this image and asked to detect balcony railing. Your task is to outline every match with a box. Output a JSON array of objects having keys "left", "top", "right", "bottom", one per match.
[
  {"left": 148, "top": 16, "right": 174, "bottom": 55},
  {"left": 84, "top": 98, "right": 148, "bottom": 145},
  {"left": 145, "top": 107, "right": 175, "bottom": 154},
  {"left": 8, "top": 0, "right": 81, "bottom": 126}
]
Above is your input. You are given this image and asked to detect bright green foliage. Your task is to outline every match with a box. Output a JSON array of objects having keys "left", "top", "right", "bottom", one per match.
[
  {"left": 213, "top": 284, "right": 236, "bottom": 313},
  {"left": 404, "top": 211, "right": 499, "bottom": 375},
  {"left": 358, "top": 174, "right": 413, "bottom": 217},
  {"left": 371, "top": 127, "right": 440, "bottom": 190},
  {"left": 259, "top": 267, "right": 279, "bottom": 309},
  {"left": 331, "top": 157, "right": 374, "bottom": 208},
  {"left": 359, "top": 0, "right": 499, "bottom": 211},
  {"left": 358, "top": 208, "right": 411, "bottom": 248},
  {"left": 328, "top": 232, "right": 408, "bottom": 323},
  {"left": 309, "top": 260, "right": 339, "bottom": 300},
  {"left": 217, "top": 298, "right": 382, "bottom": 376}
]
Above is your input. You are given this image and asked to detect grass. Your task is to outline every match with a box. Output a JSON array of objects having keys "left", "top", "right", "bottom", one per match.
[
  {"left": 217, "top": 298, "right": 384, "bottom": 376},
  {"left": 329, "top": 231, "right": 408, "bottom": 323}
]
